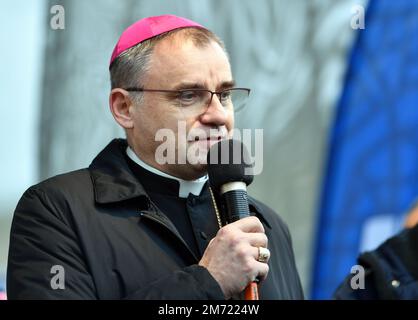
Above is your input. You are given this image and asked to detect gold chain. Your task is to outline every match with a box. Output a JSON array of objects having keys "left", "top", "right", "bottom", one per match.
[{"left": 209, "top": 186, "right": 223, "bottom": 229}]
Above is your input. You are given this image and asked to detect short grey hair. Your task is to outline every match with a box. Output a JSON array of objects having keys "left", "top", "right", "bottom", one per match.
[{"left": 109, "top": 27, "right": 227, "bottom": 103}]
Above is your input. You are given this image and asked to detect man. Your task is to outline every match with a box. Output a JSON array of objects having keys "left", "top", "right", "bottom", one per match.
[
  {"left": 334, "top": 203, "right": 418, "bottom": 299},
  {"left": 7, "top": 15, "right": 303, "bottom": 299}
]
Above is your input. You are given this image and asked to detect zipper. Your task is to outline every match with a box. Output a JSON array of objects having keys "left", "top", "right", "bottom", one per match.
[{"left": 139, "top": 210, "right": 199, "bottom": 262}]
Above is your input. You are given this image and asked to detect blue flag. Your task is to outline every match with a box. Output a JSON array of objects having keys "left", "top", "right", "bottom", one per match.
[{"left": 311, "top": 0, "right": 418, "bottom": 299}]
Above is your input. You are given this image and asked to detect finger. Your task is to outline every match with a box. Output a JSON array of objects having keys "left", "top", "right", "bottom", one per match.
[
  {"left": 255, "top": 261, "right": 269, "bottom": 282},
  {"left": 248, "top": 233, "right": 268, "bottom": 248},
  {"left": 232, "top": 216, "right": 265, "bottom": 233},
  {"left": 249, "top": 246, "right": 271, "bottom": 263},
  {"left": 256, "top": 247, "right": 271, "bottom": 264},
  {"left": 244, "top": 245, "right": 271, "bottom": 264},
  {"left": 246, "top": 245, "right": 260, "bottom": 261}
]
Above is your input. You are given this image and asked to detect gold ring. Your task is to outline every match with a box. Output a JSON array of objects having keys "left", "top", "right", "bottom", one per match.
[{"left": 258, "top": 247, "right": 270, "bottom": 263}]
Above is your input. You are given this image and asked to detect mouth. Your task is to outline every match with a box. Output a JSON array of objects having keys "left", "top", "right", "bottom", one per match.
[
  {"left": 187, "top": 127, "right": 228, "bottom": 146},
  {"left": 191, "top": 136, "right": 223, "bottom": 142},
  {"left": 187, "top": 135, "right": 225, "bottom": 150}
]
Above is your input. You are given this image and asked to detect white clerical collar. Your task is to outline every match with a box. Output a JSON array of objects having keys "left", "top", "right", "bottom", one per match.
[{"left": 126, "top": 146, "right": 208, "bottom": 198}]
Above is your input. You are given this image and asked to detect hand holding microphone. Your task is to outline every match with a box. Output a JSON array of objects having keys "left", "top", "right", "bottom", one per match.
[{"left": 198, "top": 139, "right": 270, "bottom": 300}]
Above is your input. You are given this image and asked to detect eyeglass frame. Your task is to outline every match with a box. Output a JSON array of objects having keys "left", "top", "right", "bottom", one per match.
[{"left": 123, "top": 87, "right": 251, "bottom": 111}]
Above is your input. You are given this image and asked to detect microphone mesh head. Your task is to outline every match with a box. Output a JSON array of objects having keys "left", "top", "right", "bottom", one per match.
[{"left": 207, "top": 139, "right": 254, "bottom": 192}]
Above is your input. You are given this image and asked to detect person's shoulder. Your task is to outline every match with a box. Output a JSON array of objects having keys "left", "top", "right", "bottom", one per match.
[
  {"left": 20, "top": 168, "right": 92, "bottom": 210},
  {"left": 30, "top": 168, "right": 91, "bottom": 195},
  {"left": 13, "top": 169, "right": 92, "bottom": 227}
]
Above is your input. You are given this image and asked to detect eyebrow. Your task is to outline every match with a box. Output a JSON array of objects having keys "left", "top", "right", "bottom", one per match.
[
  {"left": 219, "top": 80, "right": 236, "bottom": 90},
  {"left": 173, "top": 80, "right": 236, "bottom": 91}
]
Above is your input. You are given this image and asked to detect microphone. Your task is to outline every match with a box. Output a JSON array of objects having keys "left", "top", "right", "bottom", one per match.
[{"left": 207, "top": 139, "right": 259, "bottom": 300}]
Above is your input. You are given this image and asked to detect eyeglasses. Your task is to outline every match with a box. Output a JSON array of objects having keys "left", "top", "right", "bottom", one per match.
[{"left": 124, "top": 87, "right": 251, "bottom": 113}]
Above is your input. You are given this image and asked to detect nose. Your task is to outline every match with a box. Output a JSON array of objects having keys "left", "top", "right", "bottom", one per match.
[{"left": 199, "top": 93, "right": 228, "bottom": 126}]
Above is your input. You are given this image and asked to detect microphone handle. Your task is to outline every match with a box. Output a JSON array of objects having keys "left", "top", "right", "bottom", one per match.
[
  {"left": 222, "top": 189, "right": 250, "bottom": 222},
  {"left": 221, "top": 188, "right": 259, "bottom": 301}
]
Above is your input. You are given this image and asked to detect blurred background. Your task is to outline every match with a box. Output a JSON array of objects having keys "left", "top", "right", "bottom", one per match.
[{"left": 1, "top": 0, "right": 418, "bottom": 299}]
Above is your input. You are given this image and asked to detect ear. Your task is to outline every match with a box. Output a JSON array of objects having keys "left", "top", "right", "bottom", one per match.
[{"left": 109, "top": 88, "right": 135, "bottom": 129}]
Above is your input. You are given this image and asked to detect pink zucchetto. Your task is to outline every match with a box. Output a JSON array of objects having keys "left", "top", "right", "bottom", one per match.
[{"left": 109, "top": 14, "right": 205, "bottom": 68}]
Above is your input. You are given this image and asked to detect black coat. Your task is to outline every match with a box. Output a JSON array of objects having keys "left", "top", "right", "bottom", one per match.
[
  {"left": 7, "top": 139, "right": 304, "bottom": 300},
  {"left": 334, "top": 224, "right": 418, "bottom": 299}
]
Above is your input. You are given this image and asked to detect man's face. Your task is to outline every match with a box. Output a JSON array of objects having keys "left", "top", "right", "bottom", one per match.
[{"left": 129, "top": 36, "right": 234, "bottom": 180}]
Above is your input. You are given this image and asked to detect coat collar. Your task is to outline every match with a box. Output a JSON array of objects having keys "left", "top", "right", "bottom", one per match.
[
  {"left": 89, "top": 139, "right": 149, "bottom": 205},
  {"left": 89, "top": 139, "right": 271, "bottom": 228}
]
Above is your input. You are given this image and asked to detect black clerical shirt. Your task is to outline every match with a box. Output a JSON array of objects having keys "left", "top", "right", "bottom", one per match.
[{"left": 125, "top": 155, "right": 220, "bottom": 258}]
